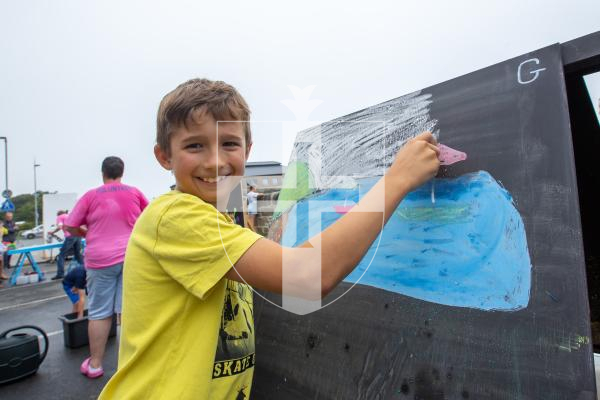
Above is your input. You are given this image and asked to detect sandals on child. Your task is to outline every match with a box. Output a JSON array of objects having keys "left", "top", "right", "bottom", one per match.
[{"left": 80, "top": 357, "right": 104, "bottom": 379}]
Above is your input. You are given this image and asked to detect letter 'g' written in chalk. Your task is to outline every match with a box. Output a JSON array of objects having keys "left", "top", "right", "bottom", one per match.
[{"left": 518, "top": 58, "right": 546, "bottom": 85}]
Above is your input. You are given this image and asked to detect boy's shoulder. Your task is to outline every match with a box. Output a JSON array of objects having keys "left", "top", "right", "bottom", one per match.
[
  {"left": 142, "top": 191, "right": 222, "bottom": 223},
  {"left": 135, "top": 190, "right": 255, "bottom": 256},
  {"left": 151, "top": 190, "right": 208, "bottom": 209}
]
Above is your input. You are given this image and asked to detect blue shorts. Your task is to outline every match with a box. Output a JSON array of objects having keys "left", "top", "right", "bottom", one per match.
[
  {"left": 86, "top": 263, "right": 123, "bottom": 320},
  {"left": 62, "top": 282, "right": 80, "bottom": 304}
]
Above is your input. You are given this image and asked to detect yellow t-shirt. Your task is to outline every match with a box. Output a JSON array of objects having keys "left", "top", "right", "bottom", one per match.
[{"left": 99, "top": 191, "right": 262, "bottom": 400}]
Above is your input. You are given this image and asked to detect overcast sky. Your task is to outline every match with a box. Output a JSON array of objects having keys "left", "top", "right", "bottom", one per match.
[{"left": 0, "top": 1, "right": 598, "bottom": 200}]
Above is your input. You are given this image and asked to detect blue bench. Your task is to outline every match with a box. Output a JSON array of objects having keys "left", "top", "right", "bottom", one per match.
[{"left": 6, "top": 241, "right": 85, "bottom": 286}]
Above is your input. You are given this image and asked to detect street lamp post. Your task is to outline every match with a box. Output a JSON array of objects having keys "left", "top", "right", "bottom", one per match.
[
  {"left": 0, "top": 137, "right": 7, "bottom": 194},
  {"left": 34, "top": 161, "right": 41, "bottom": 227}
]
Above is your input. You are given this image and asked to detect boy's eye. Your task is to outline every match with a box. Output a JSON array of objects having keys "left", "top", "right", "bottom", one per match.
[
  {"left": 185, "top": 143, "right": 203, "bottom": 150},
  {"left": 223, "top": 141, "right": 241, "bottom": 147}
]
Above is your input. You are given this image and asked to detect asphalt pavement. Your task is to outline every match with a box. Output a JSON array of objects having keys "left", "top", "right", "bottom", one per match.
[{"left": 0, "top": 244, "right": 118, "bottom": 400}]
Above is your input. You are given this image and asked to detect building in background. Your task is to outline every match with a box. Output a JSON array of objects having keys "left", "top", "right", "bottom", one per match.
[{"left": 227, "top": 161, "right": 285, "bottom": 235}]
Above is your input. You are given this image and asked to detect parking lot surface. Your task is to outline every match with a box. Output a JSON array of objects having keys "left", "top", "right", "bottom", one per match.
[{"left": 0, "top": 261, "right": 118, "bottom": 400}]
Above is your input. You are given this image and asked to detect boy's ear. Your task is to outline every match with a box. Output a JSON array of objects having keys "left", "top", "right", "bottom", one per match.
[
  {"left": 154, "top": 144, "right": 172, "bottom": 170},
  {"left": 245, "top": 142, "right": 253, "bottom": 160}
]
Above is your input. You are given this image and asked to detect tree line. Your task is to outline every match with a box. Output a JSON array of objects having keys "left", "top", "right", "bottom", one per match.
[{"left": 2, "top": 192, "right": 48, "bottom": 230}]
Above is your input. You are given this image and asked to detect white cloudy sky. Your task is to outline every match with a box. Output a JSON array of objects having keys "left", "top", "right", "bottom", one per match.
[{"left": 0, "top": 0, "right": 598, "bottom": 200}]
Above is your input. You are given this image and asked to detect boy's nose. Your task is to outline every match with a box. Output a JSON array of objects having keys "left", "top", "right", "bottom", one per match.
[{"left": 201, "top": 148, "right": 226, "bottom": 173}]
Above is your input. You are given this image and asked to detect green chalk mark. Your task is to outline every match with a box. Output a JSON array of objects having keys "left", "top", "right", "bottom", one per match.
[
  {"left": 274, "top": 161, "right": 315, "bottom": 217},
  {"left": 395, "top": 204, "right": 471, "bottom": 222}
]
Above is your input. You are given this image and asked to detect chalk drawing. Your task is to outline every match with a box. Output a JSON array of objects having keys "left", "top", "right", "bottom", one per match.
[
  {"left": 287, "top": 91, "right": 438, "bottom": 192},
  {"left": 273, "top": 90, "right": 532, "bottom": 311},
  {"left": 279, "top": 172, "right": 531, "bottom": 310}
]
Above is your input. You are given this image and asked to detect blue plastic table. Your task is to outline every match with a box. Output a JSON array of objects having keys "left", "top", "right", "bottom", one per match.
[{"left": 6, "top": 240, "right": 86, "bottom": 286}]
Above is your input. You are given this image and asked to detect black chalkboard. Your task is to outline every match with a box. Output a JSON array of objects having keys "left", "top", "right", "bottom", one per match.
[{"left": 253, "top": 43, "right": 596, "bottom": 399}]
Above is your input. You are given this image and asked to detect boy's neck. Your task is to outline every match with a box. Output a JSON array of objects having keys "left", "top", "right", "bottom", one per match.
[
  {"left": 174, "top": 185, "right": 230, "bottom": 211},
  {"left": 103, "top": 177, "right": 122, "bottom": 184}
]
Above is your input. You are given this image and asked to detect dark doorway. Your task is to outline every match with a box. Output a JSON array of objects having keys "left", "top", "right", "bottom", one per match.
[{"left": 566, "top": 64, "right": 600, "bottom": 351}]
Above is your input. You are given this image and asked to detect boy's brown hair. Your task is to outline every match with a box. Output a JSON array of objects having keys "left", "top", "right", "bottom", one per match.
[{"left": 156, "top": 78, "right": 252, "bottom": 154}]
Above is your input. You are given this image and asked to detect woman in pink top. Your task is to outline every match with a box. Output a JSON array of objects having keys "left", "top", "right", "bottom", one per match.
[
  {"left": 49, "top": 210, "right": 84, "bottom": 280},
  {"left": 66, "top": 156, "right": 148, "bottom": 379}
]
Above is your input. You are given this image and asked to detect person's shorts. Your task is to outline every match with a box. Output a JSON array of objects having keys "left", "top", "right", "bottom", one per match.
[
  {"left": 62, "top": 282, "right": 80, "bottom": 304},
  {"left": 86, "top": 263, "right": 123, "bottom": 320}
]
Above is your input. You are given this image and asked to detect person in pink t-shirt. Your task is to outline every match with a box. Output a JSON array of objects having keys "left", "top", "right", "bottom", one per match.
[
  {"left": 49, "top": 210, "right": 84, "bottom": 280},
  {"left": 66, "top": 156, "right": 148, "bottom": 379}
]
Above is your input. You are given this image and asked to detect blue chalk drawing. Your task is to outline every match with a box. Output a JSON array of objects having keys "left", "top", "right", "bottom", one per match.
[{"left": 280, "top": 171, "right": 531, "bottom": 311}]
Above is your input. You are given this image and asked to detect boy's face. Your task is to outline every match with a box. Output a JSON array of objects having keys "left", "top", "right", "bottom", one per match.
[{"left": 155, "top": 112, "right": 250, "bottom": 208}]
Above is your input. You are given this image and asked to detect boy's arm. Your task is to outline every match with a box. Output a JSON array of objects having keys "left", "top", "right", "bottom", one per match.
[{"left": 227, "top": 132, "right": 440, "bottom": 298}]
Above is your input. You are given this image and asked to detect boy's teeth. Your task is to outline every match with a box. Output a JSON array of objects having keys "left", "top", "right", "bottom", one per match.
[{"left": 201, "top": 176, "right": 226, "bottom": 183}]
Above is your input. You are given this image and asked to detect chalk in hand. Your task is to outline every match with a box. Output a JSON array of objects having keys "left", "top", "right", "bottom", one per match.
[
  {"left": 432, "top": 144, "right": 468, "bottom": 204},
  {"left": 438, "top": 144, "right": 467, "bottom": 165}
]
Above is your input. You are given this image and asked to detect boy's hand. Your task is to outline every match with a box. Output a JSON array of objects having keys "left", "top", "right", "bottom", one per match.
[
  {"left": 388, "top": 131, "right": 440, "bottom": 192},
  {"left": 231, "top": 131, "right": 441, "bottom": 299}
]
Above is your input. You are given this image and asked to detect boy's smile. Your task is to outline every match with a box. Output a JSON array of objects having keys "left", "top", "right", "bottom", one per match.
[{"left": 155, "top": 111, "right": 250, "bottom": 208}]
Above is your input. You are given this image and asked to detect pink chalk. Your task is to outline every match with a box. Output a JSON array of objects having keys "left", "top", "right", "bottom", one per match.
[
  {"left": 334, "top": 205, "right": 354, "bottom": 214},
  {"left": 438, "top": 144, "right": 467, "bottom": 165}
]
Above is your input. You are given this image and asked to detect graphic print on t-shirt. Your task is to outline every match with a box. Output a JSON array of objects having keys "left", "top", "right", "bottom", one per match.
[{"left": 212, "top": 280, "right": 255, "bottom": 380}]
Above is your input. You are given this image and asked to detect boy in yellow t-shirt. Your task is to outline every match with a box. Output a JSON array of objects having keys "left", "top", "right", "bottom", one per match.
[{"left": 99, "top": 78, "right": 440, "bottom": 399}]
